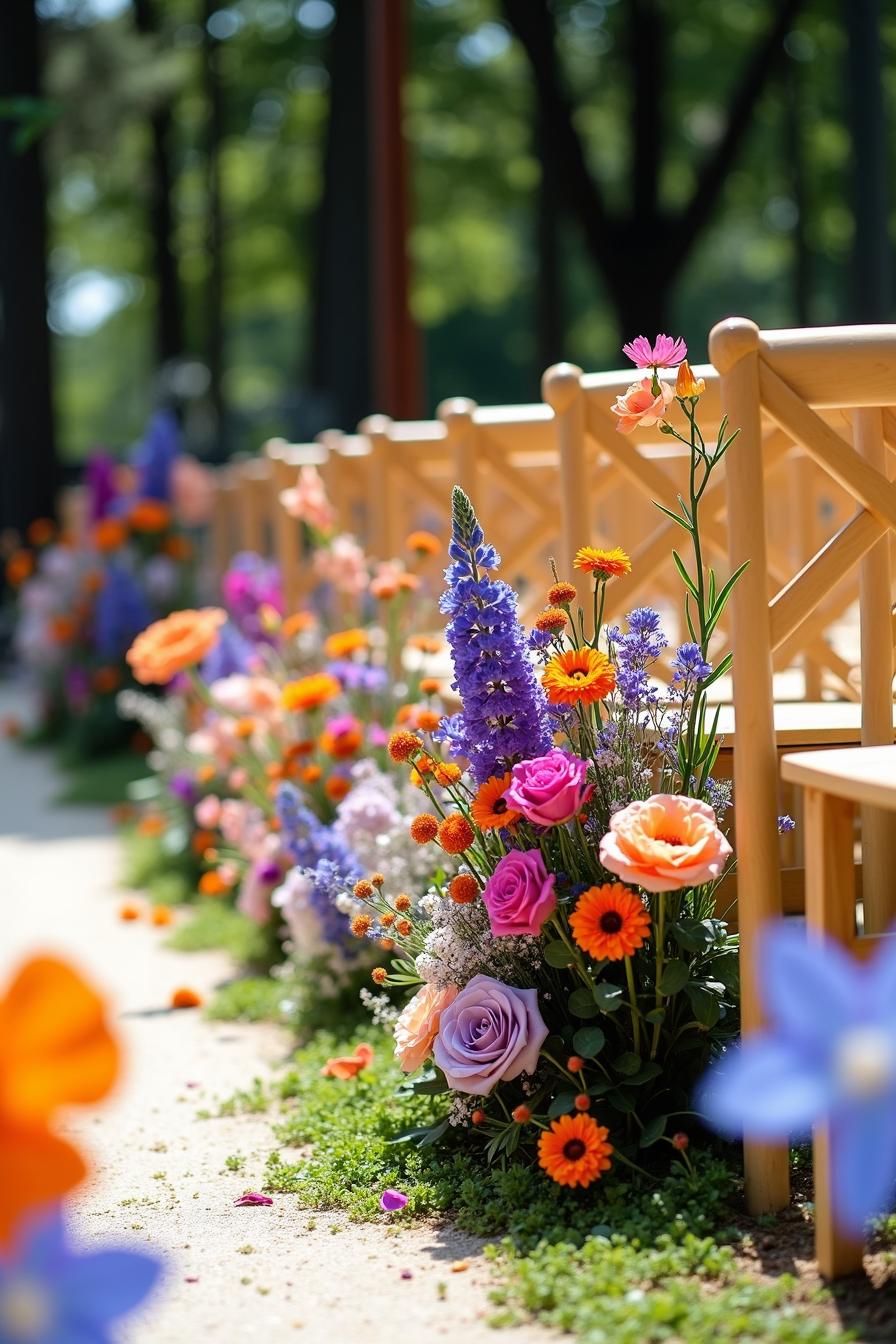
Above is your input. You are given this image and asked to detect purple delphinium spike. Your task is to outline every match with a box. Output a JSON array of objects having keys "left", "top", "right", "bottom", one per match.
[{"left": 440, "top": 488, "right": 552, "bottom": 784}]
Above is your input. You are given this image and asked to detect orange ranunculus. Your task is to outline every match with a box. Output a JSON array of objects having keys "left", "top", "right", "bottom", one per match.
[
  {"left": 26, "top": 518, "right": 55, "bottom": 547},
  {"left": 598, "top": 793, "right": 733, "bottom": 894},
  {"left": 281, "top": 673, "right": 341, "bottom": 713},
  {"left": 320, "top": 1043, "right": 374, "bottom": 1079},
  {"left": 6, "top": 550, "right": 34, "bottom": 587},
  {"left": 393, "top": 984, "right": 459, "bottom": 1073},
  {"left": 323, "top": 628, "right": 369, "bottom": 660},
  {"left": 128, "top": 499, "right": 171, "bottom": 532},
  {"left": 92, "top": 518, "right": 128, "bottom": 552},
  {"left": 0, "top": 956, "right": 120, "bottom": 1246},
  {"left": 126, "top": 607, "right": 226, "bottom": 685}
]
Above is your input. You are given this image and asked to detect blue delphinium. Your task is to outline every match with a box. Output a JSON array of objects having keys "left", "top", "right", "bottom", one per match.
[
  {"left": 275, "top": 783, "right": 361, "bottom": 946},
  {"left": 0, "top": 1207, "right": 161, "bottom": 1344},
  {"left": 133, "top": 408, "right": 180, "bottom": 501},
  {"left": 93, "top": 564, "right": 154, "bottom": 659},
  {"left": 200, "top": 620, "right": 256, "bottom": 682},
  {"left": 606, "top": 607, "right": 668, "bottom": 711},
  {"left": 697, "top": 921, "right": 896, "bottom": 1235},
  {"left": 439, "top": 488, "right": 553, "bottom": 784},
  {"left": 671, "top": 641, "right": 712, "bottom": 690}
]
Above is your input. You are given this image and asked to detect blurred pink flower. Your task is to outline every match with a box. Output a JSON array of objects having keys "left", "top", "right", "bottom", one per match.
[
  {"left": 172, "top": 455, "right": 215, "bottom": 526},
  {"left": 622, "top": 334, "right": 687, "bottom": 369},
  {"left": 194, "top": 795, "right": 221, "bottom": 829},
  {"left": 611, "top": 377, "right": 674, "bottom": 435},
  {"left": 280, "top": 465, "right": 336, "bottom": 533},
  {"left": 313, "top": 534, "right": 369, "bottom": 597}
]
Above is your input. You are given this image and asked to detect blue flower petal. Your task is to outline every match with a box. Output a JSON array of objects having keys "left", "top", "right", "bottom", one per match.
[
  {"left": 697, "top": 1037, "right": 833, "bottom": 1139},
  {"left": 57, "top": 1250, "right": 162, "bottom": 1322},
  {"left": 867, "top": 934, "right": 896, "bottom": 1025},
  {"left": 760, "top": 922, "right": 861, "bottom": 1048},
  {"left": 829, "top": 1088, "right": 896, "bottom": 1236}
]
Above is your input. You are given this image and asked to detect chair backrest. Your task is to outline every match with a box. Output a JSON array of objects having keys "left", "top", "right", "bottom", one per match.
[{"left": 710, "top": 318, "right": 896, "bottom": 958}]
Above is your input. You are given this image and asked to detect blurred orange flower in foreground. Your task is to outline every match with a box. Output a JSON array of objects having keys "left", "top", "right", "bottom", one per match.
[
  {"left": 320, "top": 1043, "right": 374, "bottom": 1079},
  {"left": 126, "top": 607, "right": 226, "bottom": 685},
  {"left": 0, "top": 956, "right": 120, "bottom": 1246}
]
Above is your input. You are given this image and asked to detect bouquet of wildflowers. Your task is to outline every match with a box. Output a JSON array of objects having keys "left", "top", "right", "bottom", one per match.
[{"left": 352, "top": 336, "right": 746, "bottom": 1188}]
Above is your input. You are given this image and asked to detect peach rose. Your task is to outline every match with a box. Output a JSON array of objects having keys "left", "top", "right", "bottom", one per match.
[
  {"left": 393, "top": 982, "right": 459, "bottom": 1073},
  {"left": 126, "top": 607, "right": 226, "bottom": 685},
  {"left": 598, "top": 794, "right": 732, "bottom": 893},
  {"left": 610, "top": 376, "right": 673, "bottom": 434}
]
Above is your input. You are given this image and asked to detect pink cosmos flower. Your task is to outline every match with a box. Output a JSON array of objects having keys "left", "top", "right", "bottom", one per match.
[
  {"left": 622, "top": 334, "right": 688, "bottom": 369},
  {"left": 611, "top": 377, "right": 674, "bottom": 435}
]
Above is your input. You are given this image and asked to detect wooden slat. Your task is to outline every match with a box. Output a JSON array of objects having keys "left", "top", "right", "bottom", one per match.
[{"left": 768, "top": 510, "right": 886, "bottom": 651}]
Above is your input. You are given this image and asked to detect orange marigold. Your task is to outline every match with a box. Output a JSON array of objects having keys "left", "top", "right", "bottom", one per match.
[
  {"left": 162, "top": 534, "right": 192, "bottom": 561},
  {"left": 449, "top": 874, "right": 479, "bottom": 905},
  {"left": 198, "top": 871, "right": 232, "bottom": 897},
  {"left": 406, "top": 530, "right": 441, "bottom": 555},
  {"left": 419, "top": 677, "right": 442, "bottom": 695},
  {"left": 416, "top": 709, "right": 442, "bottom": 733},
  {"left": 569, "top": 883, "right": 651, "bottom": 961},
  {"left": 325, "top": 775, "right": 351, "bottom": 802},
  {"left": 128, "top": 499, "right": 171, "bottom": 532},
  {"left": 538, "top": 1113, "right": 613, "bottom": 1188},
  {"left": 323, "top": 627, "right": 369, "bottom": 659},
  {"left": 92, "top": 518, "right": 128, "bottom": 552},
  {"left": 574, "top": 546, "right": 632, "bottom": 579},
  {"left": 393, "top": 894, "right": 412, "bottom": 912},
  {"left": 320, "top": 723, "right": 363, "bottom": 758},
  {"left": 542, "top": 647, "right": 615, "bottom": 706},
  {"left": 437, "top": 814, "right": 474, "bottom": 854},
  {"left": 534, "top": 607, "right": 568, "bottom": 634},
  {"left": 410, "top": 813, "right": 439, "bottom": 844},
  {"left": 547, "top": 581, "right": 577, "bottom": 607},
  {"left": 471, "top": 773, "right": 521, "bottom": 831},
  {"left": 372, "top": 967, "right": 388, "bottom": 985},
  {"left": 388, "top": 730, "right": 423, "bottom": 763},
  {"left": 126, "top": 608, "right": 226, "bottom": 686},
  {"left": 118, "top": 903, "right": 141, "bottom": 922},
  {"left": 396, "top": 918, "right": 413, "bottom": 937},
  {"left": 282, "top": 672, "right": 341, "bottom": 712},
  {"left": 302, "top": 763, "right": 323, "bottom": 784},
  {"left": 351, "top": 914, "right": 372, "bottom": 937}
]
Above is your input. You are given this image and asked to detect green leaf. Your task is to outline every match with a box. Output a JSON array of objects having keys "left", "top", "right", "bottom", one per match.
[
  {"left": 658, "top": 960, "right": 690, "bottom": 996},
  {"left": 672, "top": 549, "right": 699, "bottom": 600},
  {"left": 613, "top": 1051, "right": 642, "bottom": 1076},
  {"left": 628, "top": 1061, "right": 663, "bottom": 1086},
  {"left": 653, "top": 502, "right": 691, "bottom": 532},
  {"left": 417, "top": 1117, "right": 451, "bottom": 1147},
  {"left": 607, "top": 1088, "right": 636, "bottom": 1113},
  {"left": 592, "top": 982, "right": 624, "bottom": 1012},
  {"left": 408, "top": 1070, "right": 450, "bottom": 1095},
  {"left": 639, "top": 1114, "right": 669, "bottom": 1148},
  {"left": 543, "top": 939, "right": 574, "bottom": 969},
  {"left": 569, "top": 988, "right": 601, "bottom": 1019},
  {"left": 572, "top": 1025, "right": 606, "bottom": 1058},
  {"left": 684, "top": 982, "right": 722, "bottom": 1028},
  {"left": 644, "top": 1007, "right": 666, "bottom": 1025},
  {"left": 548, "top": 1091, "right": 577, "bottom": 1119}
]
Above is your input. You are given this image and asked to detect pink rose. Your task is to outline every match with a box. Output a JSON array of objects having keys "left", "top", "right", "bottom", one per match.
[
  {"left": 481, "top": 849, "right": 556, "bottom": 937},
  {"left": 433, "top": 974, "right": 548, "bottom": 1096},
  {"left": 194, "top": 795, "right": 221, "bottom": 829},
  {"left": 394, "top": 982, "right": 459, "bottom": 1073},
  {"left": 610, "top": 376, "right": 673, "bottom": 435},
  {"left": 599, "top": 793, "right": 733, "bottom": 893},
  {"left": 505, "top": 749, "right": 592, "bottom": 828}
]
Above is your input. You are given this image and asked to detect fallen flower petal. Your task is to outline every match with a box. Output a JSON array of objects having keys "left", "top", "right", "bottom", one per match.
[
  {"left": 170, "top": 987, "right": 203, "bottom": 1009},
  {"left": 451, "top": 1260, "right": 470, "bottom": 1273},
  {"left": 320, "top": 1043, "right": 374, "bottom": 1078},
  {"left": 234, "top": 1192, "right": 273, "bottom": 1207},
  {"left": 118, "top": 903, "right": 141, "bottom": 922},
  {"left": 379, "top": 1189, "right": 409, "bottom": 1212}
]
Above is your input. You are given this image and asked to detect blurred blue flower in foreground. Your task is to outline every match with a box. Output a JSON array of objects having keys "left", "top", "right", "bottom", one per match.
[
  {"left": 697, "top": 920, "right": 896, "bottom": 1236},
  {"left": 0, "top": 1209, "right": 161, "bottom": 1343}
]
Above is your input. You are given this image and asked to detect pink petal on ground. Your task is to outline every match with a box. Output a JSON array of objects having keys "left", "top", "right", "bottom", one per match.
[
  {"left": 234, "top": 1192, "right": 274, "bottom": 1207},
  {"left": 380, "top": 1188, "right": 409, "bottom": 1212}
]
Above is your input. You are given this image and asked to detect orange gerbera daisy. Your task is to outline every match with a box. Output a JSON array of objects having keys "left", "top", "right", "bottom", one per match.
[
  {"left": 569, "top": 883, "right": 651, "bottom": 961},
  {"left": 323, "top": 628, "right": 369, "bottom": 659},
  {"left": 471, "top": 773, "right": 521, "bottom": 831},
  {"left": 0, "top": 956, "right": 120, "bottom": 1246},
  {"left": 281, "top": 672, "right": 341, "bottom": 712},
  {"left": 406, "top": 530, "right": 441, "bottom": 556},
  {"left": 574, "top": 546, "right": 632, "bottom": 579},
  {"left": 542, "top": 647, "right": 616, "bottom": 705},
  {"left": 538, "top": 1113, "right": 613, "bottom": 1188},
  {"left": 126, "top": 608, "right": 226, "bottom": 685}
]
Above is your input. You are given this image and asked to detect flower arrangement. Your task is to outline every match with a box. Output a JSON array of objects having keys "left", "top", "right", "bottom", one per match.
[{"left": 349, "top": 337, "right": 746, "bottom": 1187}]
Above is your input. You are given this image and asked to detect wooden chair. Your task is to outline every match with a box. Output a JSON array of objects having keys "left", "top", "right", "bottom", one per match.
[
  {"left": 208, "top": 465, "right": 240, "bottom": 589},
  {"left": 264, "top": 438, "right": 330, "bottom": 614},
  {"left": 780, "top": 744, "right": 896, "bottom": 1278},
  {"left": 710, "top": 318, "right": 896, "bottom": 1215}
]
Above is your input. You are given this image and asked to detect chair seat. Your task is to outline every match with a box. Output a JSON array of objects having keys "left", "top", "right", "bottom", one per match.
[{"left": 710, "top": 701, "right": 896, "bottom": 749}]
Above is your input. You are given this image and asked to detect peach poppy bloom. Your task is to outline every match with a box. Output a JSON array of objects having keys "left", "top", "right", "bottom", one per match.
[
  {"left": 610, "top": 377, "right": 673, "bottom": 435},
  {"left": 394, "top": 984, "right": 459, "bottom": 1073},
  {"left": 320, "top": 1042, "right": 374, "bottom": 1079},
  {"left": 126, "top": 608, "right": 226, "bottom": 685},
  {"left": 281, "top": 673, "right": 341, "bottom": 713},
  {"left": 0, "top": 956, "right": 120, "bottom": 1246},
  {"left": 92, "top": 518, "right": 128, "bottom": 552},
  {"left": 128, "top": 499, "right": 171, "bottom": 532},
  {"left": 599, "top": 794, "right": 733, "bottom": 893}
]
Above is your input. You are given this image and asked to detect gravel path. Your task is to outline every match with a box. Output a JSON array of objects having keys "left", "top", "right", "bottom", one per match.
[{"left": 0, "top": 687, "right": 550, "bottom": 1343}]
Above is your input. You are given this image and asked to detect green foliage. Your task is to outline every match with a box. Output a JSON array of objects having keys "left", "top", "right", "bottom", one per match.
[
  {"left": 54, "top": 752, "right": 149, "bottom": 805},
  {"left": 120, "top": 827, "right": 198, "bottom": 903},
  {"left": 165, "top": 902, "right": 272, "bottom": 965},
  {"left": 205, "top": 977, "right": 291, "bottom": 1024}
]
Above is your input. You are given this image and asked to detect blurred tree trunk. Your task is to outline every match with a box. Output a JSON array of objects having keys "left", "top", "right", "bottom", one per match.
[
  {"left": 783, "top": 69, "right": 810, "bottom": 325},
  {"left": 503, "top": 0, "right": 803, "bottom": 343},
  {"left": 843, "top": 0, "right": 890, "bottom": 321},
  {"left": 202, "top": 0, "right": 225, "bottom": 448},
  {"left": 0, "top": 0, "right": 58, "bottom": 536},
  {"left": 133, "top": 0, "right": 184, "bottom": 368},
  {"left": 534, "top": 50, "right": 564, "bottom": 371},
  {"left": 308, "top": 1, "right": 372, "bottom": 432}
]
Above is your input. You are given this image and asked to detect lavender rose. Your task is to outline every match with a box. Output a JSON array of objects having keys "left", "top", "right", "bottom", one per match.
[
  {"left": 433, "top": 974, "right": 549, "bottom": 1095},
  {"left": 505, "top": 749, "right": 592, "bottom": 828},
  {"left": 482, "top": 848, "right": 557, "bottom": 936}
]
